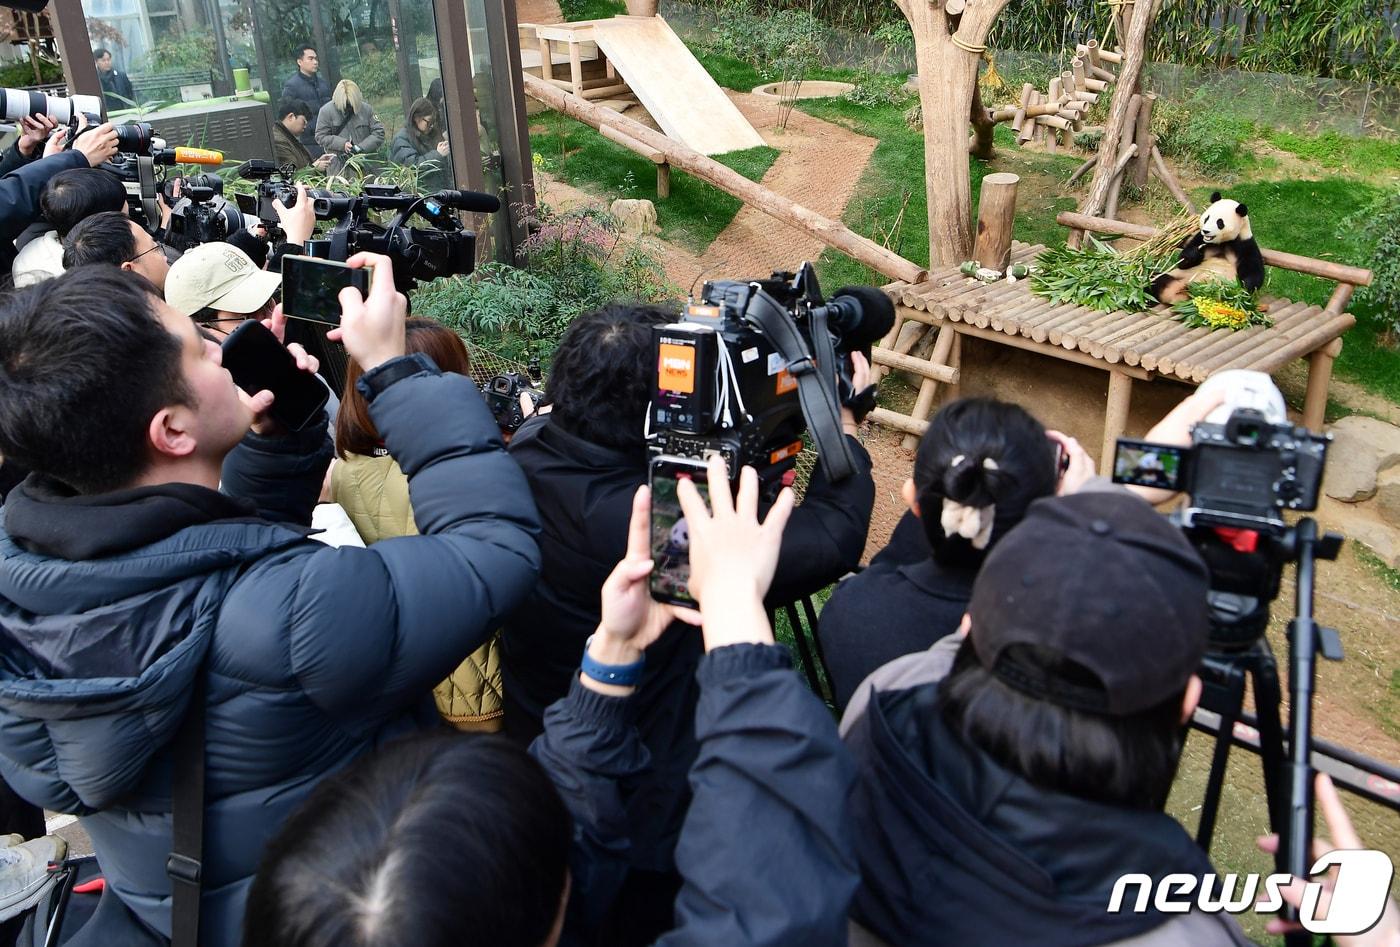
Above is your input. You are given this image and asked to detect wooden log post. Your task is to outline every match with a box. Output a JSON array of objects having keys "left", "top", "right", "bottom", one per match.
[
  {"left": 972, "top": 172, "right": 1019, "bottom": 270},
  {"left": 1100, "top": 370, "right": 1134, "bottom": 470},
  {"left": 1303, "top": 337, "right": 1343, "bottom": 431},
  {"left": 1072, "top": 57, "right": 1089, "bottom": 91},
  {"left": 524, "top": 74, "right": 928, "bottom": 284},
  {"left": 900, "top": 325, "right": 960, "bottom": 449},
  {"left": 656, "top": 163, "right": 671, "bottom": 199},
  {"left": 1149, "top": 145, "right": 1194, "bottom": 211},
  {"left": 1131, "top": 92, "right": 1156, "bottom": 190},
  {"left": 1012, "top": 82, "right": 1034, "bottom": 132},
  {"left": 1018, "top": 92, "right": 1039, "bottom": 144}
]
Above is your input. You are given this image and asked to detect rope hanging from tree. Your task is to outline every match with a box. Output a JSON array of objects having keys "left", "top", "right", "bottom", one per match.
[{"left": 951, "top": 34, "right": 988, "bottom": 54}]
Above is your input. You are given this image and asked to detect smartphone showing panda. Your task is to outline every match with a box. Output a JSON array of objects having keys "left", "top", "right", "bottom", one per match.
[{"left": 649, "top": 456, "right": 710, "bottom": 608}]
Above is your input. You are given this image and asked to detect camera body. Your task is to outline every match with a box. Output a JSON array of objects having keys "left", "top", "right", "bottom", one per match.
[
  {"left": 1113, "top": 408, "right": 1328, "bottom": 533},
  {"left": 649, "top": 263, "right": 883, "bottom": 489},
  {"left": 167, "top": 191, "right": 253, "bottom": 253},
  {"left": 484, "top": 371, "right": 544, "bottom": 435}
]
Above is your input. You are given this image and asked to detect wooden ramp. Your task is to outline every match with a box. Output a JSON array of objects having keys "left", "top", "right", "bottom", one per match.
[{"left": 588, "top": 16, "right": 764, "bottom": 155}]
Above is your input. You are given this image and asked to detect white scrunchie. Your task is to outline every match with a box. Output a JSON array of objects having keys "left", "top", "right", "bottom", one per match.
[{"left": 940, "top": 455, "right": 998, "bottom": 549}]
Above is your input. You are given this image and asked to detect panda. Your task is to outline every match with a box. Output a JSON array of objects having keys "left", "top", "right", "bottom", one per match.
[{"left": 1148, "top": 192, "right": 1265, "bottom": 305}]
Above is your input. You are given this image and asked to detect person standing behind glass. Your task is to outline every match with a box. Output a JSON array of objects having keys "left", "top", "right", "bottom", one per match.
[
  {"left": 280, "top": 45, "right": 332, "bottom": 158},
  {"left": 315, "top": 80, "right": 385, "bottom": 174},
  {"left": 389, "top": 98, "right": 450, "bottom": 190},
  {"left": 94, "top": 49, "right": 134, "bottom": 111}
]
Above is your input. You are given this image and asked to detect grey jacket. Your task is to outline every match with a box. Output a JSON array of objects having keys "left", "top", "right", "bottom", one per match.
[
  {"left": 315, "top": 101, "right": 385, "bottom": 161},
  {"left": 0, "top": 361, "right": 540, "bottom": 946}
]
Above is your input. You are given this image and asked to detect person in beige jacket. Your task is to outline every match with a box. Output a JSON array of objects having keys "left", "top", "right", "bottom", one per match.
[{"left": 328, "top": 317, "right": 504, "bottom": 731}]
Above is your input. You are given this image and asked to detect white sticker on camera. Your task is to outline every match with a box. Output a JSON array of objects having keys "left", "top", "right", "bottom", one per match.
[
  {"left": 741, "top": 347, "right": 759, "bottom": 364},
  {"left": 767, "top": 352, "right": 786, "bottom": 376}
]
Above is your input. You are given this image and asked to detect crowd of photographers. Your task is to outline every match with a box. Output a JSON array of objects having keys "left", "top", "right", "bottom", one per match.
[{"left": 0, "top": 64, "right": 1396, "bottom": 947}]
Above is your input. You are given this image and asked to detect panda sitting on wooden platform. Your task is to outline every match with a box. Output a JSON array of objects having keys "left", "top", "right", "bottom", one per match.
[{"left": 1149, "top": 192, "right": 1266, "bottom": 304}]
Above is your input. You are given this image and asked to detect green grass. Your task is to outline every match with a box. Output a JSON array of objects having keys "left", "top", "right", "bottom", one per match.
[
  {"left": 531, "top": 112, "right": 779, "bottom": 253},
  {"left": 1264, "top": 129, "right": 1400, "bottom": 176},
  {"left": 558, "top": 0, "right": 625, "bottom": 19}
]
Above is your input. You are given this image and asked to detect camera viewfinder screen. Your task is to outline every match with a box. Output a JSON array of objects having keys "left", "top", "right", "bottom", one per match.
[
  {"left": 1112, "top": 441, "right": 1185, "bottom": 491},
  {"left": 649, "top": 463, "right": 709, "bottom": 606},
  {"left": 281, "top": 257, "right": 367, "bottom": 325}
]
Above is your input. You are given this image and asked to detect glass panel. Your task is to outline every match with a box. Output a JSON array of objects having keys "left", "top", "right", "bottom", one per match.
[{"left": 462, "top": 0, "right": 506, "bottom": 260}]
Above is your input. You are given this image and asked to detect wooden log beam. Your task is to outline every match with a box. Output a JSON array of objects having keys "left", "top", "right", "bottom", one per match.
[
  {"left": 1054, "top": 212, "right": 1374, "bottom": 286},
  {"left": 869, "top": 406, "right": 930, "bottom": 437},
  {"left": 524, "top": 73, "right": 928, "bottom": 284},
  {"left": 871, "top": 345, "right": 960, "bottom": 384},
  {"left": 1131, "top": 92, "right": 1157, "bottom": 190},
  {"left": 601, "top": 123, "right": 664, "bottom": 163},
  {"left": 1067, "top": 154, "right": 1098, "bottom": 185},
  {"left": 1149, "top": 146, "right": 1195, "bottom": 212},
  {"left": 973, "top": 172, "right": 1019, "bottom": 270},
  {"left": 1079, "top": 0, "right": 1156, "bottom": 223}
]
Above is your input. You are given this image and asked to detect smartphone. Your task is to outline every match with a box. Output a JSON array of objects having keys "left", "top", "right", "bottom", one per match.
[
  {"left": 280, "top": 255, "right": 370, "bottom": 326},
  {"left": 221, "top": 320, "right": 329, "bottom": 431},
  {"left": 649, "top": 456, "right": 710, "bottom": 607},
  {"left": 1111, "top": 439, "right": 1189, "bottom": 491}
]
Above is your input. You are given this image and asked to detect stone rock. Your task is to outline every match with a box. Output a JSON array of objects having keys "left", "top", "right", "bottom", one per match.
[
  {"left": 1344, "top": 518, "right": 1400, "bottom": 569},
  {"left": 1377, "top": 467, "right": 1400, "bottom": 529},
  {"left": 1323, "top": 415, "right": 1400, "bottom": 502},
  {"left": 610, "top": 198, "right": 658, "bottom": 238}
]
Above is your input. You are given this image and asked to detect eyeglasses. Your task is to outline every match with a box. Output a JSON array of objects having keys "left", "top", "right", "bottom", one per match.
[{"left": 129, "top": 241, "right": 166, "bottom": 264}]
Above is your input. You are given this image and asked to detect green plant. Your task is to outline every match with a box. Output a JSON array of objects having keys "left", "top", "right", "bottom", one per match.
[
  {"left": 1339, "top": 188, "right": 1400, "bottom": 344},
  {"left": 413, "top": 204, "right": 677, "bottom": 362},
  {"left": 558, "top": 0, "right": 626, "bottom": 19},
  {"left": 0, "top": 56, "right": 62, "bottom": 87},
  {"left": 845, "top": 73, "right": 913, "bottom": 108},
  {"left": 1158, "top": 110, "right": 1255, "bottom": 175},
  {"left": 1171, "top": 279, "right": 1270, "bottom": 330},
  {"left": 144, "top": 27, "right": 216, "bottom": 74}
]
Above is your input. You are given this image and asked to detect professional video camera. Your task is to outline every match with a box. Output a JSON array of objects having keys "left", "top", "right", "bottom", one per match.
[
  {"left": 235, "top": 160, "right": 498, "bottom": 290},
  {"left": 649, "top": 263, "right": 890, "bottom": 490},
  {"left": 164, "top": 176, "right": 259, "bottom": 253}
]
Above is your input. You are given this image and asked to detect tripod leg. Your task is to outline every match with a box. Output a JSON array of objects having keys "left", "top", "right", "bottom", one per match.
[
  {"left": 1195, "top": 662, "right": 1247, "bottom": 851},
  {"left": 1251, "top": 649, "right": 1290, "bottom": 848}
]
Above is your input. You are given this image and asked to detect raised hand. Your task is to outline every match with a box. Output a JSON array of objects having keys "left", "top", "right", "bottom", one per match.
[{"left": 326, "top": 253, "right": 405, "bottom": 371}]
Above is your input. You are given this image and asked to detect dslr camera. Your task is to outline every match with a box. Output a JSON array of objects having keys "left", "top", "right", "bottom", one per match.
[
  {"left": 1113, "top": 409, "right": 1328, "bottom": 533},
  {"left": 484, "top": 362, "right": 544, "bottom": 436},
  {"left": 649, "top": 263, "right": 890, "bottom": 489}
]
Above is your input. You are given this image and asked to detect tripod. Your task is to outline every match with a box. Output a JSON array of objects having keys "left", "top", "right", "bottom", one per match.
[{"left": 1190, "top": 517, "right": 1343, "bottom": 944}]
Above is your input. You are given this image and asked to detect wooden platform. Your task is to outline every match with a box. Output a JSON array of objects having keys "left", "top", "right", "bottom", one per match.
[
  {"left": 529, "top": 16, "right": 764, "bottom": 156},
  {"left": 874, "top": 219, "right": 1370, "bottom": 467}
]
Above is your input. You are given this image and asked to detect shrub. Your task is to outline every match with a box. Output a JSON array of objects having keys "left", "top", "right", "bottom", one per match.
[
  {"left": 846, "top": 73, "right": 913, "bottom": 108},
  {"left": 1340, "top": 190, "right": 1400, "bottom": 344},
  {"left": 412, "top": 204, "right": 678, "bottom": 363},
  {"left": 144, "top": 27, "right": 216, "bottom": 74},
  {"left": 1156, "top": 109, "right": 1254, "bottom": 175}
]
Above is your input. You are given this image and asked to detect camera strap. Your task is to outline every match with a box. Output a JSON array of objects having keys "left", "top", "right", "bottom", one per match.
[
  {"left": 745, "top": 290, "right": 856, "bottom": 482},
  {"left": 137, "top": 156, "right": 160, "bottom": 231},
  {"left": 167, "top": 674, "right": 205, "bottom": 947}
]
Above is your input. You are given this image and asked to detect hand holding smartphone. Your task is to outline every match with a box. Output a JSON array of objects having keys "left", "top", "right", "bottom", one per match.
[
  {"left": 649, "top": 457, "right": 711, "bottom": 607},
  {"left": 280, "top": 255, "right": 370, "bottom": 326},
  {"left": 221, "top": 320, "right": 329, "bottom": 431}
]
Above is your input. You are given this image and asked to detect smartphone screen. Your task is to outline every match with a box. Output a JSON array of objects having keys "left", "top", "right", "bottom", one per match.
[
  {"left": 280, "top": 255, "right": 370, "bottom": 326},
  {"left": 1112, "top": 439, "right": 1187, "bottom": 491},
  {"left": 649, "top": 457, "right": 709, "bottom": 607},
  {"left": 221, "top": 320, "right": 329, "bottom": 431}
]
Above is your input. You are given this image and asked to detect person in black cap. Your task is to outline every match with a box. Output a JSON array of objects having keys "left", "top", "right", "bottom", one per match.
[{"left": 840, "top": 486, "right": 1254, "bottom": 947}]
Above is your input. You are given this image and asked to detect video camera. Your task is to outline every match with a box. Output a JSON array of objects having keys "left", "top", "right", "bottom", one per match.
[
  {"left": 648, "top": 263, "right": 890, "bottom": 491},
  {"left": 164, "top": 175, "right": 260, "bottom": 253},
  {"left": 235, "top": 160, "right": 499, "bottom": 290}
]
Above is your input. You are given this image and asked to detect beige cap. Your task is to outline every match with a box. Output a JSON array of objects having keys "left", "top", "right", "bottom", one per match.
[{"left": 165, "top": 242, "right": 282, "bottom": 317}]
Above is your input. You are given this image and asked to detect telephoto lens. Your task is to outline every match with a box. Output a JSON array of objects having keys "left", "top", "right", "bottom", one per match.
[
  {"left": 0, "top": 89, "right": 101, "bottom": 125},
  {"left": 112, "top": 122, "right": 155, "bottom": 155}
]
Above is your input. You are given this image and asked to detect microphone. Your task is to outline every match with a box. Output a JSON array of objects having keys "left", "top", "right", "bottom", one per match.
[
  {"left": 429, "top": 189, "right": 501, "bottom": 214},
  {"left": 830, "top": 285, "right": 896, "bottom": 353},
  {"left": 153, "top": 147, "right": 224, "bottom": 166}
]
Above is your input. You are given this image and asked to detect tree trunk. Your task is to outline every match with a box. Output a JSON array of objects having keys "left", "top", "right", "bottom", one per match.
[
  {"left": 1079, "top": 0, "right": 1155, "bottom": 220},
  {"left": 916, "top": 34, "right": 981, "bottom": 267},
  {"left": 969, "top": 79, "right": 995, "bottom": 160}
]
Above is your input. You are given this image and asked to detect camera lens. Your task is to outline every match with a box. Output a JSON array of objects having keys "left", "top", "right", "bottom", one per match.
[{"left": 114, "top": 122, "right": 154, "bottom": 155}]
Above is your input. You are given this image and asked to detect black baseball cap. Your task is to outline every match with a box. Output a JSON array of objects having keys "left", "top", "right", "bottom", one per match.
[{"left": 967, "top": 490, "right": 1211, "bottom": 715}]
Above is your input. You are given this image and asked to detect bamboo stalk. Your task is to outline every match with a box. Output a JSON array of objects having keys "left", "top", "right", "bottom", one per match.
[
  {"left": 872, "top": 345, "right": 959, "bottom": 383},
  {"left": 1033, "top": 304, "right": 1101, "bottom": 343},
  {"left": 1076, "top": 311, "right": 1143, "bottom": 353},
  {"left": 869, "top": 406, "right": 929, "bottom": 437}
]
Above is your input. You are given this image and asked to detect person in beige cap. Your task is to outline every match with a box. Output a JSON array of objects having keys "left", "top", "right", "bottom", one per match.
[{"left": 165, "top": 241, "right": 284, "bottom": 339}]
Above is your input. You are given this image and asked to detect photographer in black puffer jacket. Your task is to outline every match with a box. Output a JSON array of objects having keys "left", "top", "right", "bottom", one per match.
[
  {"left": 502, "top": 303, "right": 874, "bottom": 944},
  {"left": 0, "top": 259, "right": 539, "bottom": 946}
]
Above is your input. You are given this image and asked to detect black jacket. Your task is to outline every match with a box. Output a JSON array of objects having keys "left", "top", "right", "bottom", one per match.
[
  {"left": 843, "top": 681, "right": 1226, "bottom": 947},
  {"left": 100, "top": 68, "right": 136, "bottom": 110},
  {"left": 0, "top": 361, "right": 540, "bottom": 946},
  {"left": 279, "top": 71, "right": 332, "bottom": 155},
  {"left": 532, "top": 644, "right": 859, "bottom": 946},
  {"left": 819, "top": 551, "right": 974, "bottom": 712},
  {"left": 0, "top": 151, "right": 88, "bottom": 281},
  {"left": 502, "top": 416, "right": 873, "bottom": 870}
]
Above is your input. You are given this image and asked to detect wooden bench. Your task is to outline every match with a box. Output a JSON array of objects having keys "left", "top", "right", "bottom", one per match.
[{"left": 874, "top": 212, "right": 1373, "bottom": 466}]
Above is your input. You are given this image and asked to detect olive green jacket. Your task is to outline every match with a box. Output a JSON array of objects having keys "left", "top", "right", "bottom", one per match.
[{"left": 330, "top": 452, "right": 504, "bottom": 730}]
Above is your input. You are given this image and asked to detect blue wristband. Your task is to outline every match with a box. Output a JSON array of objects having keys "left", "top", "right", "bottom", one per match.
[{"left": 580, "top": 634, "right": 646, "bottom": 687}]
